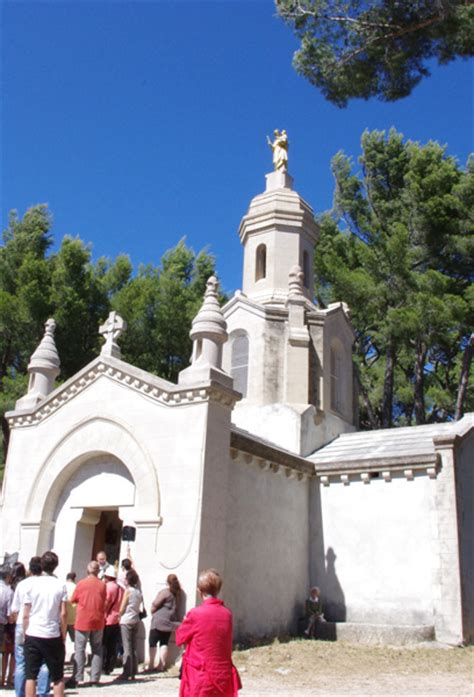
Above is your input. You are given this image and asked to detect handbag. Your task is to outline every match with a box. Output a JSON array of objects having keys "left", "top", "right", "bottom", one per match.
[{"left": 139, "top": 608, "right": 147, "bottom": 620}]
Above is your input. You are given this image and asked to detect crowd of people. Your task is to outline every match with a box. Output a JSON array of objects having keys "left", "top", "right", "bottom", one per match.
[{"left": 0, "top": 550, "right": 242, "bottom": 697}]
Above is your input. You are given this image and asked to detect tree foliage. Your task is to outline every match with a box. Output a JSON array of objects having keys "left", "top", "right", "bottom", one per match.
[
  {"left": 0, "top": 209, "right": 218, "bottom": 463},
  {"left": 276, "top": 0, "right": 474, "bottom": 106},
  {"left": 315, "top": 129, "right": 473, "bottom": 426}
]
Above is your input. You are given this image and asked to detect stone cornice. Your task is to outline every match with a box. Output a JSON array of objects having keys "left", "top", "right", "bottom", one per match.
[
  {"left": 238, "top": 188, "right": 319, "bottom": 245},
  {"left": 315, "top": 452, "right": 441, "bottom": 485},
  {"left": 7, "top": 355, "right": 239, "bottom": 429},
  {"left": 223, "top": 291, "right": 316, "bottom": 322},
  {"left": 230, "top": 427, "right": 314, "bottom": 480}
]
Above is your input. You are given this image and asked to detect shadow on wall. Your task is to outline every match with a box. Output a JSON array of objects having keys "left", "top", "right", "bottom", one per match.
[
  {"left": 323, "top": 546, "right": 346, "bottom": 622},
  {"left": 308, "top": 477, "right": 346, "bottom": 635}
]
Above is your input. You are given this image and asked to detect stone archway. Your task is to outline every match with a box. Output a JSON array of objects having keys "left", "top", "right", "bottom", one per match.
[
  {"left": 51, "top": 454, "right": 135, "bottom": 577},
  {"left": 20, "top": 416, "right": 161, "bottom": 568}
]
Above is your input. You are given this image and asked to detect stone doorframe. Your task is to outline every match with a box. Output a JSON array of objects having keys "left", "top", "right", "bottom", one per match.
[{"left": 20, "top": 416, "right": 161, "bottom": 555}]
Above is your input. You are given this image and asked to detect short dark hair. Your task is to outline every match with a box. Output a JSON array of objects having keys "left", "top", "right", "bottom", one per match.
[
  {"left": 11, "top": 562, "right": 26, "bottom": 590},
  {"left": 121, "top": 559, "right": 132, "bottom": 571},
  {"left": 41, "top": 551, "right": 59, "bottom": 575},
  {"left": 66, "top": 572, "right": 76, "bottom": 582},
  {"left": 126, "top": 569, "right": 139, "bottom": 588},
  {"left": 29, "top": 556, "right": 42, "bottom": 576},
  {"left": 0, "top": 566, "right": 9, "bottom": 582}
]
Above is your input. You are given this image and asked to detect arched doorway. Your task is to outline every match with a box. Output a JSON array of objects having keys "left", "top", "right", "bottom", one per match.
[{"left": 52, "top": 455, "right": 135, "bottom": 578}]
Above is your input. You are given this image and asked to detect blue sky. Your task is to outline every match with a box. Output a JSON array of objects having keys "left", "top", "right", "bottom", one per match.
[{"left": 2, "top": 0, "right": 472, "bottom": 294}]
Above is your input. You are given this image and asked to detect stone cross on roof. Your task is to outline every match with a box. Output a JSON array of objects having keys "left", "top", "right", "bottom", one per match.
[{"left": 99, "top": 311, "right": 127, "bottom": 359}]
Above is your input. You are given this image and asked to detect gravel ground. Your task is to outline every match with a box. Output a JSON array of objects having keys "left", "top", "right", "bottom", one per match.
[{"left": 3, "top": 640, "right": 472, "bottom": 696}]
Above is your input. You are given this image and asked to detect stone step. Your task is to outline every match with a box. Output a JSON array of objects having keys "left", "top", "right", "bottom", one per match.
[{"left": 314, "top": 621, "right": 435, "bottom": 645}]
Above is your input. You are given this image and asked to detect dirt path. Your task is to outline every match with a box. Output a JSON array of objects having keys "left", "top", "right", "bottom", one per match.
[{"left": 4, "top": 640, "right": 472, "bottom": 696}]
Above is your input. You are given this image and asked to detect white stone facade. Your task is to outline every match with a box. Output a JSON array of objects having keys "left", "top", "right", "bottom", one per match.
[{"left": 1, "top": 167, "right": 472, "bottom": 649}]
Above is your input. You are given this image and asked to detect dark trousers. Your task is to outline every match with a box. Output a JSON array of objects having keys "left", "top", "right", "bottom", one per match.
[{"left": 102, "top": 625, "right": 121, "bottom": 674}]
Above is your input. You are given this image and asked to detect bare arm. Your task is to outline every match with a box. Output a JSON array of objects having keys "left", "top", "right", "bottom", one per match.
[
  {"left": 119, "top": 589, "right": 130, "bottom": 616},
  {"left": 60, "top": 601, "right": 67, "bottom": 641}
]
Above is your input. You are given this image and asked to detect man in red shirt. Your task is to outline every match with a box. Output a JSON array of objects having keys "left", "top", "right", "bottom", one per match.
[
  {"left": 65, "top": 561, "right": 106, "bottom": 688},
  {"left": 102, "top": 566, "right": 123, "bottom": 674}
]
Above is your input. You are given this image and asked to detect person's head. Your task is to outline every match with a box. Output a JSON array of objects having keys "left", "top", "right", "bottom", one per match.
[
  {"left": 29, "top": 556, "right": 42, "bottom": 576},
  {"left": 41, "top": 551, "right": 59, "bottom": 575},
  {"left": 87, "top": 561, "right": 100, "bottom": 577},
  {"left": 126, "top": 569, "right": 139, "bottom": 588},
  {"left": 121, "top": 559, "right": 132, "bottom": 572},
  {"left": 66, "top": 572, "right": 76, "bottom": 582},
  {"left": 0, "top": 567, "right": 9, "bottom": 583},
  {"left": 310, "top": 586, "right": 320, "bottom": 599},
  {"left": 197, "top": 569, "right": 222, "bottom": 598},
  {"left": 104, "top": 566, "right": 117, "bottom": 581},
  {"left": 11, "top": 562, "right": 26, "bottom": 589},
  {"left": 96, "top": 551, "right": 107, "bottom": 567},
  {"left": 167, "top": 574, "right": 181, "bottom": 597}
]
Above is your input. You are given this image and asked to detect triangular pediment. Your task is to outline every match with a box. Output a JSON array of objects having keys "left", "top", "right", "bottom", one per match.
[{"left": 6, "top": 354, "right": 234, "bottom": 428}]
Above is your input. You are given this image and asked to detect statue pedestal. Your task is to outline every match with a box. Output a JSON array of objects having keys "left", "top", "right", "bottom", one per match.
[{"left": 265, "top": 170, "right": 293, "bottom": 192}]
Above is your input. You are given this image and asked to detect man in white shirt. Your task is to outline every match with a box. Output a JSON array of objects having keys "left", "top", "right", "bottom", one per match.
[
  {"left": 23, "top": 551, "right": 67, "bottom": 697},
  {"left": 10, "top": 556, "right": 50, "bottom": 697}
]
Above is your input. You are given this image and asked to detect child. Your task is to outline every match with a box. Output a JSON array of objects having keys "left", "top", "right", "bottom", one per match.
[{"left": 304, "top": 586, "right": 323, "bottom": 638}]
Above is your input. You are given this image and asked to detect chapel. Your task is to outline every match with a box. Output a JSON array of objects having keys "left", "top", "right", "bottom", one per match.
[{"left": 1, "top": 151, "right": 472, "bottom": 648}]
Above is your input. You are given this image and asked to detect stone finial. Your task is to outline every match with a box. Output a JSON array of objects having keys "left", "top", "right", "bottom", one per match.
[
  {"left": 189, "top": 277, "right": 228, "bottom": 368},
  {"left": 288, "top": 265, "right": 305, "bottom": 299},
  {"left": 16, "top": 318, "right": 60, "bottom": 410},
  {"left": 29, "top": 318, "right": 60, "bottom": 372},
  {"left": 178, "top": 276, "right": 233, "bottom": 388},
  {"left": 99, "top": 311, "right": 127, "bottom": 359}
]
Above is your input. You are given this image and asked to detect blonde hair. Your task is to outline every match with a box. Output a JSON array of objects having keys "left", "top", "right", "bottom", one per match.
[{"left": 197, "top": 568, "right": 222, "bottom": 597}]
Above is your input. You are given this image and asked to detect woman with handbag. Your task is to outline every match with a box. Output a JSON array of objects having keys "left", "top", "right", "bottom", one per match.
[
  {"left": 146, "top": 574, "right": 182, "bottom": 673},
  {"left": 117, "top": 569, "right": 142, "bottom": 681}
]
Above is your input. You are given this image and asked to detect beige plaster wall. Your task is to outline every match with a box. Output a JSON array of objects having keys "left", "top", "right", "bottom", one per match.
[
  {"left": 315, "top": 472, "right": 437, "bottom": 626},
  {"left": 223, "top": 453, "right": 311, "bottom": 640}
]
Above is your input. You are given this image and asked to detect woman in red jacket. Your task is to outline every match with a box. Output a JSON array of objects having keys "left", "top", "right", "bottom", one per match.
[{"left": 176, "top": 569, "right": 241, "bottom": 697}]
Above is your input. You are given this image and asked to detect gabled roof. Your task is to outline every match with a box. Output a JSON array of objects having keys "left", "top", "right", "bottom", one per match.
[{"left": 7, "top": 354, "right": 237, "bottom": 429}]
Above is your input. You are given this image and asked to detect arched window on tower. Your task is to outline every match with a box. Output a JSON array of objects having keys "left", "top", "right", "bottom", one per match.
[
  {"left": 231, "top": 332, "right": 249, "bottom": 397},
  {"left": 303, "top": 250, "right": 310, "bottom": 289},
  {"left": 330, "top": 340, "right": 343, "bottom": 414},
  {"left": 255, "top": 244, "right": 266, "bottom": 281}
]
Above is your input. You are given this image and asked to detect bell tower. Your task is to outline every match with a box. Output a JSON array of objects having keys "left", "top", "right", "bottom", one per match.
[
  {"left": 222, "top": 132, "right": 357, "bottom": 456},
  {"left": 239, "top": 169, "right": 319, "bottom": 306}
]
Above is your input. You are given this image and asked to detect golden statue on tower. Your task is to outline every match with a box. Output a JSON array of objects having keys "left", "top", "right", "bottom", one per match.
[{"left": 267, "top": 129, "right": 289, "bottom": 171}]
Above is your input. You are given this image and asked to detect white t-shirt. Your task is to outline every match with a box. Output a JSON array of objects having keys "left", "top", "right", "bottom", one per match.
[
  {"left": 23, "top": 575, "right": 67, "bottom": 639},
  {"left": 11, "top": 576, "right": 36, "bottom": 644}
]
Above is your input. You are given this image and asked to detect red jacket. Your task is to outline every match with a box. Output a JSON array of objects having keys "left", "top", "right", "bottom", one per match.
[{"left": 176, "top": 597, "right": 241, "bottom": 697}]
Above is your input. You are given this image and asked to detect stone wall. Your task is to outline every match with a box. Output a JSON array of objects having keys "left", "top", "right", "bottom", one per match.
[
  {"left": 315, "top": 471, "right": 437, "bottom": 626},
  {"left": 455, "top": 430, "right": 474, "bottom": 643},
  {"left": 223, "top": 451, "right": 311, "bottom": 641}
]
